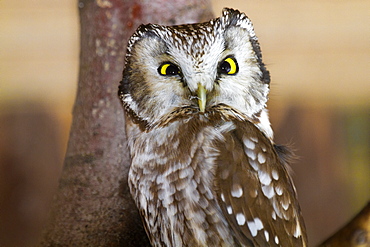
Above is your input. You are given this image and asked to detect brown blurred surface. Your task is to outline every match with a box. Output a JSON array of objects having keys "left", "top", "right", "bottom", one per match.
[
  {"left": 0, "top": 0, "right": 369, "bottom": 246},
  {"left": 0, "top": 103, "right": 62, "bottom": 246},
  {"left": 318, "top": 202, "right": 370, "bottom": 247}
]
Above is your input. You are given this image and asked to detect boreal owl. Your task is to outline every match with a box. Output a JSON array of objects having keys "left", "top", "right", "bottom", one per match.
[{"left": 119, "top": 8, "right": 307, "bottom": 247}]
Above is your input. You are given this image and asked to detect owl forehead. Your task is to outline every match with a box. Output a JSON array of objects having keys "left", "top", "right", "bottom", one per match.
[
  {"left": 127, "top": 8, "right": 260, "bottom": 62},
  {"left": 155, "top": 22, "right": 222, "bottom": 59}
]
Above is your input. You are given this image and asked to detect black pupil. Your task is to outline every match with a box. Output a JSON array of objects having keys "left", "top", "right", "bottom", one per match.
[
  {"left": 220, "top": 61, "right": 231, "bottom": 74},
  {"left": 166, "top": 64, "right": 179, "bottom": 75}
]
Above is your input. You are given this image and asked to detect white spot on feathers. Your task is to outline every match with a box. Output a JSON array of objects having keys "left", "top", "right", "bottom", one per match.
[
  {"left": 231, "top": 184, "right": 243, "bottom": 198},
  {"left": 294, "top": 222, "right": 302, "bottom": 238},
  {"left": 257, "top": 152, "right": 266, "bottom": 164},
  {"left": 220, "top": 193, "right": 225, "bottom": 202},
  {"left": 271, "top": 169, "right": 279, "bottom": 180},
  {"left": 249, "top": 159, "right": 259, "bottom": 171},
  {"left": 275, "top": 185, "right": 283, "bottom": 196},
  {"left": 261, "top": 185, "right": 275, "bottom": 199},
  {"left": 264, "top": 230, "right": 269, "bottom": 242},
  {"left": 250, "top": 136, "right": 258, "bottom": 143},
  {"left": 282, "top": 201, "right": 290, "bottom": 211},
  {"left": 236, "top": 213, "right": 246, "bottom": 226},
  {"left": 247, "top": 217, "right": 263, "bottom": 237},
  {"left": 245, "top": 149, "right": 257, "bottom": 160},
  {"left": 227, "top": 206, "right": 233, "bottom": 214},
  {"left": 247, "top": 221, "right": 257, "bottom": 237},
  {"left": 243, "top": 138, "right": 255, "bottom": 149},
  {"left": 272, "top": 211, "right": 276, "bottom": 220},
  {"left": 258, "top": 170, "right": 272, "bottom": 186}
]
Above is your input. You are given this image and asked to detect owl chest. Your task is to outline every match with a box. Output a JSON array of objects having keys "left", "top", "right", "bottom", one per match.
[{"left": 128, "top": 123, "right": 236, "bottom": 246}]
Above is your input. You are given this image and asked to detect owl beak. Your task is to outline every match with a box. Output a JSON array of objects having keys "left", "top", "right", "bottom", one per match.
[{"left": 197, "top": 83, "right": 206, "bottom": 112}]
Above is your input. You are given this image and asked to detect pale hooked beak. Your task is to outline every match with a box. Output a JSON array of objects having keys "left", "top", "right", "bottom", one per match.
[{"left": 197, "top": 83, "right": 206, "bottom": 112}]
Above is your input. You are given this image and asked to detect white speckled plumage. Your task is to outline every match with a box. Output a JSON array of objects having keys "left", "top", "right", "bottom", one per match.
[{"left": 119, "top": 8, "right": 307, "bottom": 247}]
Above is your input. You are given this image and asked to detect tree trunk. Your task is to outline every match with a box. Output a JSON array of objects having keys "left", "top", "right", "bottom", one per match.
[{"left": 40, "top": 0, "right": 213, "bottom": 246}]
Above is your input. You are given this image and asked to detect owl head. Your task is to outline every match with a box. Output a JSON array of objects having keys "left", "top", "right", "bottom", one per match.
[{"left": 119, "top": 8, "right": 271, "bottom": 134}]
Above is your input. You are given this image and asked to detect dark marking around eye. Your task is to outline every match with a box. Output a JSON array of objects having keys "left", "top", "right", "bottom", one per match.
[
  {"left": 219, "top": 56, "right": 239, "bottom": 75},
  {"left": 158, "top": 62, "right": 180, "bottom": 76}
]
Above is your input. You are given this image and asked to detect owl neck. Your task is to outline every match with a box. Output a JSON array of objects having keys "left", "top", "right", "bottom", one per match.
[{"left": 124, "top": 101, "right": 274, "bottom": 142}]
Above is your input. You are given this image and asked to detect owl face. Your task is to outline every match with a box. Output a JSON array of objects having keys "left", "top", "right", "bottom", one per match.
[{"left": 120, "top": 8, "right": 270, "bottom": 132}]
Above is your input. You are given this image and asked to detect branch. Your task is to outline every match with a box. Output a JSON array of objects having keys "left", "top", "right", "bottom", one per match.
[{"left": 318, "top": 202, "right": 370, "bottom": 247}]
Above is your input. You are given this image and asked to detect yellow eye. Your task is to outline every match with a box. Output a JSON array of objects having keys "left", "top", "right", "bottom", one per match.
[
  {"left": 158, "top": 63, "right": 180, "bottom": 76},
  {"left": 219, "top": 57, "right": 238, "bottom": 75}
]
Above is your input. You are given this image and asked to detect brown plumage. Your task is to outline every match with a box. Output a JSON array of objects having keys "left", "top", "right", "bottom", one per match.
[{"left": 119, "top": 8, "right": 307, "bottom": 247}]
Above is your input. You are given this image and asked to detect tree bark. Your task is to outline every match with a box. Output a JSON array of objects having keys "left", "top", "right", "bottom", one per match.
[
  {"left": 40, "top": 0, "right": 213, "bottom": 246},
  {"left": 318, "top": 202, "right": 370, "bottom": 247}
]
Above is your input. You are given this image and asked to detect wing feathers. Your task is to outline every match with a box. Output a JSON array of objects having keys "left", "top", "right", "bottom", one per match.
[{"left": 215, "top": 120, "right": 307, "bottom": 246}]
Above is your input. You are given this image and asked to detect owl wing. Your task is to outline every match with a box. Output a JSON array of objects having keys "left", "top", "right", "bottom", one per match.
[{"left": 215, "top": 120, "right": 307, "bottom": 246}]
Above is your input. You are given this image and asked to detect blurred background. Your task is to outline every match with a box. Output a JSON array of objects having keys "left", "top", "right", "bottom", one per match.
[{"left": 0, "top": 0, "right": 369, "bottom": 246}]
